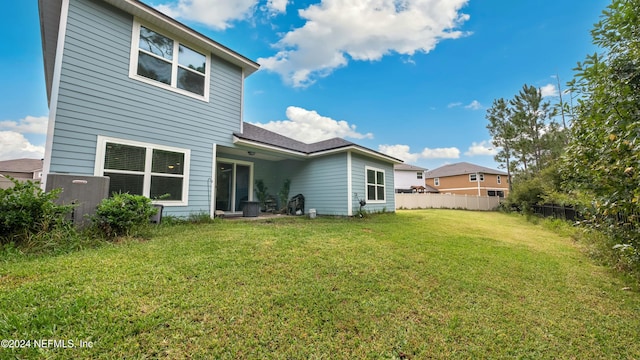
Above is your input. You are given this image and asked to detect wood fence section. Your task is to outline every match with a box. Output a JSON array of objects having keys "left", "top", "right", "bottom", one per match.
[{"left": 395, "top": 193, "right": 501, "bottom": 211}]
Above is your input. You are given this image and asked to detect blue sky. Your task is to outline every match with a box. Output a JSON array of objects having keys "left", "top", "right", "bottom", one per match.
[{"left": 1, "top": 0, "right": 609, "bottom": 171}]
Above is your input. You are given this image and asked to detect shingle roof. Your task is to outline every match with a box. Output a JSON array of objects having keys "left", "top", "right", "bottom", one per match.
[
  {"left": 394, "top": 163, "right": 428, "bottom": 171},
  {"left": 424, "top": 184, "right": 439, "bottom": 193},
  {"left": 235, "top": 123, "right": 354, "bottom": 153},
  {"left": 0, "top": 158, "right": 43, "bottom": 173},
  {"left": 235, "top": 123, "right": 402, "bottom": 163},
  {"left": 425, "top": 162, "right": 507, "bottom": 178}
]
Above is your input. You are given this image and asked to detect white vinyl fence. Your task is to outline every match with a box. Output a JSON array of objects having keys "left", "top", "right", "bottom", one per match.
[{"left": 395, "top": 193, "right": 501, "bottom": 211}]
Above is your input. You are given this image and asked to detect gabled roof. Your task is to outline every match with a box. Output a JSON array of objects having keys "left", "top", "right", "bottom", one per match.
[
  {"left": 425, "top": 162, "right": 507, "bottom": 178},
  {"left": 394, "top": 164, "right": 428, "bottom": 171},
  {"left": 39, "top": 0, "right": 260, "bottom": 104},
  {"left": 234, "top": 123, "right": 402, "bottom": 163},
  {"left": 0, "top": 158, "right": 44, "bottom": 173}
]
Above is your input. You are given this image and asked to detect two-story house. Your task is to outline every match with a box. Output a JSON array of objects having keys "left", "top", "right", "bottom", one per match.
[
  {"left": 424, "top": 162, "right": 509, "bottom": 197},
  {"left": 39, "top": 0, "right": 401, "bottom": 217},
  {"left": 393, "top": 164, "right": 437, "bottom": 193}
]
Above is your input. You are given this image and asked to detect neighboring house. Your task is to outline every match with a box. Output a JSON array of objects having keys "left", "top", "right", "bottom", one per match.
[
  {"left": 424, "top": 162, "right": 509, "bottom": 197},
  {"left": 39, "top": 0, "right": 401, "bottom": 217},
  {"left": 393, "top": 164, "right": 438, "bottom": 193},
  {"left": 0, "top": 158, "right": 44, "bottom": 181}
]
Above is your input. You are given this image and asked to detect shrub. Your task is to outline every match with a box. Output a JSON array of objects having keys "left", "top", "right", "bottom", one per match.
[
  {"left": 91, "top": 193, "right": 157, "bottom": 239},
  {"left": 0, "top": 178, "right": 75, "bottom": 247}
]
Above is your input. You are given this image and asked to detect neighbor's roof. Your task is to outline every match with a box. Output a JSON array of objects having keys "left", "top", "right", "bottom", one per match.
[
  {"left": 0, "top": 158, "right": 44, "bottom": 173},
  {"left": 394, "top": 164, "right": 428, "bottom": 171},
  {"left": 425, "top": 162, "right": 507, "bottom": 178},
  {"left": 39, "top": 0, "right": 260, "bottom": 104},
  {"left": 234, "top": 123, "right": 403, "bottom": 163}
]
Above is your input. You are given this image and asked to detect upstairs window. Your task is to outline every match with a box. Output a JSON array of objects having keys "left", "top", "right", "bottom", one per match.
[
  {"left": 416, "top": 172, "right": 423, "bottom": 179},
  {"left": 130, "top": 21, "right": 209, "bottom": 100},
  {"left": 497, "top": 175, "right": 502, "bottom": 184},
  {"left": 366, "top": 167, "right": 386, "bottom": 203},
  {"left": 469, "top": 173, "right": 484, "bottom": 182},
  {"left": 434, "top": 177, "right": 440, "bottom": 186}
]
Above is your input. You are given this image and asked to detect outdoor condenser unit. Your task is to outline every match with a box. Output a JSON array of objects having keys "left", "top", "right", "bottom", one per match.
[{"left": 45, "top": 174, "right": 110, "bottom": 228}]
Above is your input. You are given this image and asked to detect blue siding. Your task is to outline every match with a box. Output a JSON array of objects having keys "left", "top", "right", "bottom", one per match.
[
  {"left": 49, "top": 0, "right": 245, "bottom": 216},
  {"left": 351, "top": 153, "right": 395, "bottom": 214},
  {"left": 281, "top": 154, "right": 349, "bottom": 216}
]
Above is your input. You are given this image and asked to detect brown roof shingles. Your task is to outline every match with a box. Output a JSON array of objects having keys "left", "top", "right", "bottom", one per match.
[
  {"left": 235, "top": 123, "right": 402, "bottom": 162},
  {"left": 425, "top": 162, "right": 507, "bottom": 178},
  {"left": 0, "top": 158, "right": 43, "bottom": 173}
]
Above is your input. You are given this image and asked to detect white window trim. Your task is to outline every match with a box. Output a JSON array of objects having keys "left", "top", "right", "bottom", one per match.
[
  {"left": 365, "top": 166, "right": 386, "bottom": 204},
  {"left": 416, "top": 172, "right": 423, "bottom": 179},
  {"left": 95, "top": 136, "right": 191, "bottom": 206},
  {"left": 469, "top": 173, "right": 485, "bottom": 182},
  {"left": 434, "top": 177, "right": 440, "bottom": 186},
  {"left": 129, "top": 19, "right": 210, "bottom": 102},
  {"left": 497, "top": 175, "right": 502, "bottom": 184}
]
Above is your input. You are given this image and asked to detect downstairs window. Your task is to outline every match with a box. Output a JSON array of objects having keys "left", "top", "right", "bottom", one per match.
[
  {"left": 366, "top": 166, "right": 386, "bottom": 203},
  {"left": 95, "top": 136, "right": 190, "bottom": 206}
]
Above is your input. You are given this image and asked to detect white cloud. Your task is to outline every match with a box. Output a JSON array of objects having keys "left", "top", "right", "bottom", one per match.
[
  {"left": 378, "top": 144, "right": 421, "bottom": 163},
  {"left": 464, "top": 100, "right": 482, "bottom": 110},
  {"left": 0, "top": 131, "right": 45, "bottom": 161},
  {"left": 464, "top": 140, "right": 496, "bottom": 156},
  {"left": 155, "top": 0, "right": 258, "bottom": 30},
  {"left": 540, "top": 83, "right": 558, "bottom": 97},
  {"left": 378, "top": 144, "right": 460, "bottom": 162},
  {"left": 448, "top": 100, "right": 482, "bottom": 110},
  {"left": 252, "top": 106, "right": 373, "bottom": 143},
  {"left": 258, "top": 0, "right": 471, "bottom": 87},
  {"left": 421, "top": 147, "right": 460, "bottom": 159},
  {"left": 266, "top": 0, "right": 288, "bottom": 14},
  {"left": 0, "top": 116, "right": 48, "bottom": 134}
]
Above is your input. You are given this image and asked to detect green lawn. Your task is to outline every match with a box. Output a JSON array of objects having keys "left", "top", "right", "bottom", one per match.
[{"left": 1, "top": 210, "right": 639, "bottom": 359}]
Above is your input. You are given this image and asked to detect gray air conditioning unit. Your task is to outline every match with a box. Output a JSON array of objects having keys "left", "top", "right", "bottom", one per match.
[{"left": 45, "top": 174, "right": 110, "bottom": 228}]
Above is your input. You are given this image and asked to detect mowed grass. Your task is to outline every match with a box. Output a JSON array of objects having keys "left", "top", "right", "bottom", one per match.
[{"left": 1, "top": 210, "right": 639, "bottom": 359}]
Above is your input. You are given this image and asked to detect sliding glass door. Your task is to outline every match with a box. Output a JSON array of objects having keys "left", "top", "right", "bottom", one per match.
[{"left": 215, "top": 160, "right": 253, "bottom": 212}]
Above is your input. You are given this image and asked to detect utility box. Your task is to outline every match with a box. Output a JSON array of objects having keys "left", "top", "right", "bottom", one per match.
[
  {"left": 150, "top": 204, "right": 164, "bottom": 224},
  {"left": 45, "top": 174, "right": 110, "bottom": 228},
  {"left": 242, "top": 201, "right": 260, "bottom": 217}
]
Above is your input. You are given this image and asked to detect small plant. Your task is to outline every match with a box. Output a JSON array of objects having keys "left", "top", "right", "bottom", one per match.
[
  {"left": 254, "top": 179, "right": 269, "bottom": 211},
  {"left": 0, "top": 177, "right": 75, "bottom": 247},
  {"left": 91, "top": 193, "right": 157, "bottom": 239},
  {"left": 278, "top": 179, "right": 291, "bottom": 212},
  {"left": 187, "top": 212, "right": 216, "bottom": 224}
]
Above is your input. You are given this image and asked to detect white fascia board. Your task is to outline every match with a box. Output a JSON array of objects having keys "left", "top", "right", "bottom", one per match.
[
  {"left": 41, "top": 0, "right": 70, "bottom": 190},
  {"left": 232, "top": 137, "right": 307, "bottom": 158},
  {"left": 234, "top": 138, "right": 402, "bottom": 164},
  {"left": 310, "top": 146, "right": 403, "bottom": 164}
]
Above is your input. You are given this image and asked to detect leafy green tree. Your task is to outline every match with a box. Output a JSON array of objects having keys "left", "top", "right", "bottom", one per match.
[
  {"left": 486, "top": 98, "right": 515, "bottom": 191},
  {"left": 510, "top": 84, "right": 556, "bottom": 172},
  {"left": 563, "top": 0, "right": 640, "bottom": 255}
]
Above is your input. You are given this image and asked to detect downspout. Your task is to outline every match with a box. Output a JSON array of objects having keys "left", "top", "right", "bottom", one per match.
[
  {"left": 210, "top": 143, "right": 217, "bottom": 218},
  {"left": 347, "top": 151, "right": 353, "bottom": 216}
]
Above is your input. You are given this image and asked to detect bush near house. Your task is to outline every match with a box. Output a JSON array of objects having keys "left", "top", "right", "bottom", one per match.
[
  {"left": 90, "top": 193, "right": 157, "bottom": 239},
  {"left": 0, "top": 178, "right": 75, "bottom": 249}
]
